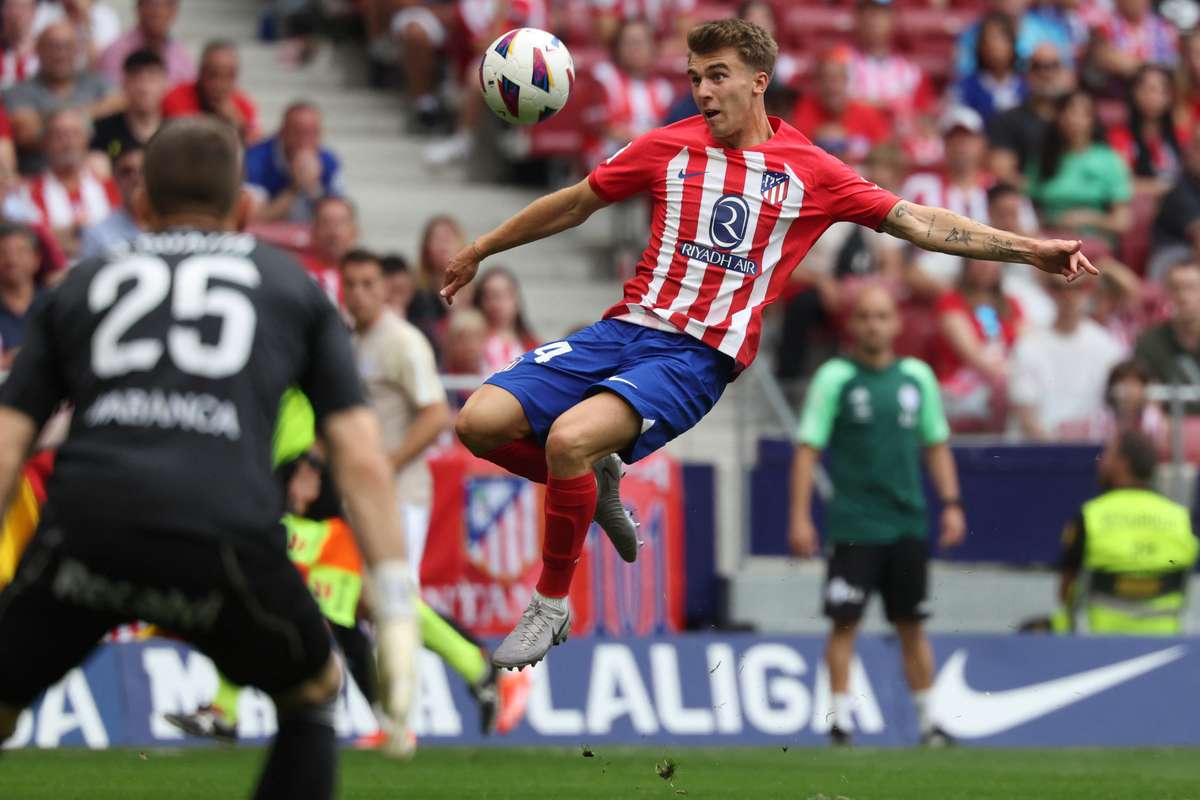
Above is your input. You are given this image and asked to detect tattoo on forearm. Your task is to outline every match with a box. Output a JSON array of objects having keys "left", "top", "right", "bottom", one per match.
[
  {"left": 944, "top": 227, "right": 972, "bottom": 244},
  {"left": 983, "top": 234, "right": 1020, "bottom": 258},
  {"left": 895, "top": 202, "right": 908, "bottom": 218},
  {"left": 926, "top": 215, "right": 934, "bottom": 240}
]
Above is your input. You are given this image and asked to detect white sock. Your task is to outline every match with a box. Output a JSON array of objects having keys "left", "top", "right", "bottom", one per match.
[
  {"left": 832, "top": 692, "right": 854, "bottom": 732},
  {"left": 912, "top": 689, "right": 933, "bottom": 734},
  {"left": 533, "top": 591, "right": 568, "bottom": 612}
]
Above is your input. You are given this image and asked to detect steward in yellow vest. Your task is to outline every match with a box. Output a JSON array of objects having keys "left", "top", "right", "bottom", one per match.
[{"left": 1055, "top": 430, "right": 1198, "bottom": 635}]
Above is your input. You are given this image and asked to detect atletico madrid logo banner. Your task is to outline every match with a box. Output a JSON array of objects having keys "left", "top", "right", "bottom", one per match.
[{"left": 421, "top": 444, "right": 686, "bottom": 638}]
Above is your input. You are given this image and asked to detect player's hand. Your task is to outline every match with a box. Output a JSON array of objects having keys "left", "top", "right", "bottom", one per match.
[
  {"left": 789, "top": 516, "right": 819, "bottom": 558},
  {"left": 938, "top": 505, "right": 966, "bottom": 550},
  {"left": 375, "top": 615, "right": 420, "bottom": 759},
  {"left": 1028, "top": 239, "right": 1100, "bottom": 283},
  {"left": 440, "top": 241, "right": 482, "bottom": 305}
]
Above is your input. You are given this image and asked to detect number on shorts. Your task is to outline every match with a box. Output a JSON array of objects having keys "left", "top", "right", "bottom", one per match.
[{"left": 533, "top": 341, "right": 573, "bottom": 364}]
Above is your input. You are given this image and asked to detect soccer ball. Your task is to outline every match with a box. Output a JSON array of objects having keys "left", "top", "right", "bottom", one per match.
[{"left": 479, "top": 28, "right": 574, "bottom": 126}]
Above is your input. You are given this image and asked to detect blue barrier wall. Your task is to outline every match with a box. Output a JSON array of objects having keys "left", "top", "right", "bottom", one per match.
[
  {"left": 751, "top": 439, "right": 1121, "bottom": 564},
  {"left": 6, "top": 635, "right": 1197, "bottom": 749}
]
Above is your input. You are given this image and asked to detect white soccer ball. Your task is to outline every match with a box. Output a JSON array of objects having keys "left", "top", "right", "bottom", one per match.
[{"left": 479, "top": 28, "right": 574, "bottom": 126}]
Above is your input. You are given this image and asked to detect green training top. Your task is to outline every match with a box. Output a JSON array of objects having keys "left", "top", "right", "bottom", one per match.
[{"left": 796, "top": 356, "right": 949, "bottom": 544}]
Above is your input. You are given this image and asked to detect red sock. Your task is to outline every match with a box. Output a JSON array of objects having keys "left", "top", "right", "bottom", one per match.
[
  {"left": 482, "top": 439, "right": 548, "bottom": 484},
  {"left": 535, "top": 473, "right": 597, "bottom": 598}
]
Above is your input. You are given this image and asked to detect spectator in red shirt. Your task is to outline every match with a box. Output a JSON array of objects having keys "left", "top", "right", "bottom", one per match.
[
  {"left": 847, "top": 0, "right": 936, "bottom": 134},
  {"left": 472, "top": 266, "right": 539, "bottom": 373},
  {"left": 584, "top": 18, "right": 674, "bottom": 168},
  {"left": 792, "top": 47, "right": 888, "bottom": 165},
  {"left": 98, "top": 0, "right": 195, "bottom": 88},
  {"left": 902, "top": 107, "right": 995, "bottom": 299},
  {"left": 1092, "top": 0, "right": 1178, "bottom": 84},
  {"left": 300, "top": 195, "right": 358, "bottom": 306},
  {"left": 932, "top": 258, "right": 1025, "bottom": 428},
  {"left": 162, "top": 39, "right": 259, "bottom": 143},
  {"left": 1177, "top": 29, "right": 1200, "bottom": 132},
  {"left": 1107, "top": 65, "right": 1185, "bottom": 196},
  {"left": 0, "top": 0, "right": 39, "bottom": 89},
  {"left": 16, "top": 108, "right": 118, "bottom": 259}
]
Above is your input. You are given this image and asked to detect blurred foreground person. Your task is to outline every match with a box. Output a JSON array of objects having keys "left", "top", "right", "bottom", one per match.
[{"left": 0, "top": 118, "right": 420, "bottom": 794}]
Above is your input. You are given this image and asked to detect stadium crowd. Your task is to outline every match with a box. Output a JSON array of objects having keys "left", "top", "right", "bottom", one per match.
[{"left": 0, "top": 0, "right": 1196, "bottom": 454}]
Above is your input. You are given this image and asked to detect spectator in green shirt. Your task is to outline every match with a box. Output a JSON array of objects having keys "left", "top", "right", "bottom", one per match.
[
  {"left": 1027, "top": 89, "right": 1132, "bottom": 244},
  {"left": 791, "top": 284, "right": 966, "bottom": 748}
]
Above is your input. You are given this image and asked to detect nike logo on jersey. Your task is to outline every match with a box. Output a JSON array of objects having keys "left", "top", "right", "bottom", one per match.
[
  {"left": 677, "top": 169, "right": 706, "bottom": 180},
  {"left": 933, "top": 645, "right": 1186, "bottom": 738}
]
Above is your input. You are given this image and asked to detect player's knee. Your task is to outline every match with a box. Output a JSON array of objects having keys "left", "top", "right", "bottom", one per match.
[
  {"left": 545, "top": 421, "right": 590, "bottom": 470},
  {"left": 284, "top": 655, "right": 343, "bottom": 709},
  {"left": 455, "top": 405, "right": 491, "bottom": 456}
]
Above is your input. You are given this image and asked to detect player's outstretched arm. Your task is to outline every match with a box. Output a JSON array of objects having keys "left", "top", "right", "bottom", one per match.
[
  {"left": 879, "top": 200, "right": 1101, "bottom": 282},
  {"left": 440, "top": 178, "right": 609, "bottom": 302}
]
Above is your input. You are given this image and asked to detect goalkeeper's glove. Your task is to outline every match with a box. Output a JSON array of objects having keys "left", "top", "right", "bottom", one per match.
[{"left": 369, "top": 560, "right": 420, "bottom": 759}]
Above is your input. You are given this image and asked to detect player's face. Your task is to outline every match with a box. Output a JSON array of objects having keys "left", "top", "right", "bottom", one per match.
[
  {"left": 687, "top": 48, "right": 768, "bottom": 141},
  {"left": 342, "top": 261, "right": 387, "bottom": 328},
  {"left": 849, "top": 288, "right": 899, "bottom": 355}
]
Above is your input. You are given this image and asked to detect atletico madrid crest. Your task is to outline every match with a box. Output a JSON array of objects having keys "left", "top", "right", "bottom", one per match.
[{"left": 761, "top": 170, "right": 789, "bottom": 206}]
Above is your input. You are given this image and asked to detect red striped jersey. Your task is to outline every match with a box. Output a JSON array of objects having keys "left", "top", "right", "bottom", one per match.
[
  {"left": 0, "top": 46, "right": 37, "bottom": 89},
  {"left": 587, "top": 115, "right": 900, "bottom": 373}
]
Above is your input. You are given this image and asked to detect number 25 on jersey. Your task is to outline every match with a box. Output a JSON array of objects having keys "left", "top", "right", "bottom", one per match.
[{"left": 89, "top": 254, "right": 260, "bottom": 380}]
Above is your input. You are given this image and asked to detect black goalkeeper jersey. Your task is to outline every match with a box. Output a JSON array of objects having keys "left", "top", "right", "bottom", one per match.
[{"left": 0, "top": 230, "right": 365, "bottom": 545}]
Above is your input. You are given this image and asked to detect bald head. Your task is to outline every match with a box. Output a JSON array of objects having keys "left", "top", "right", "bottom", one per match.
[
  {"left": 848, "top": 283, "right": 900, "bottom": 359},
  {"left": 143, "top": 117, "right": 243, "bottom": 222}
]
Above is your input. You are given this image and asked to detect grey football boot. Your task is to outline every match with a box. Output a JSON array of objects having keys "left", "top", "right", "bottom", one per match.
[
  {"left": 592, "top": 453, "right": 641, "bottom": 563},
  {"left": 492, "top": 595, "right": 571, "bottom": 670}
]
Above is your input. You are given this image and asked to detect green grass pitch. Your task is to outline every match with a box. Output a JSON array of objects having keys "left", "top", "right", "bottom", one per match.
[{"left": 3, "top": 747, "right": 1198, "bottom": 799}]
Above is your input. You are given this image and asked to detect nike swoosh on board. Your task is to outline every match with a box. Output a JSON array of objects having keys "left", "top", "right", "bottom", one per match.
[{"left": 933, "top": 645, "right": 1186, "bottom": 738}]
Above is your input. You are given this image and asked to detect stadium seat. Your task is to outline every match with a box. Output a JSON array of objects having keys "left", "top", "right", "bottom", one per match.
[{"left": 780, "top": 5, "right": 854, "bottom": 51}]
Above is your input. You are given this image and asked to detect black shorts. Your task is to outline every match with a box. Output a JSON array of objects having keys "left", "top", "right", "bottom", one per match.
[
  {"left": 823, "top": 538, "right": 929, "bottom": 624},
  {"left": 0, "top": 519, "right": 333, "bottom": 709}
]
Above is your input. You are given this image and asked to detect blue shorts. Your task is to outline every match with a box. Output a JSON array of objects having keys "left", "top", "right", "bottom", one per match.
[{"left": 485, "top": 319, "right": 734, "bottom": 463}]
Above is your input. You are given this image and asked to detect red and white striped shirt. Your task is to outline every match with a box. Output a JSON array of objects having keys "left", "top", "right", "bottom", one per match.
[
  {"left": 23, "top": 168, "right": 120, "bottom": 231},
  {"left": 0, "top": 46, "right": 37, "bottom": 89},
  {"left": 899, "top": 172, "right": 990, "bottom": 223},
  {"left": 586, "top": 61, "right": 674, "bottom": 166},
  {"left": 588, "top": 116, "right": 900, "bottom": 372},
  {"left": 847, "top": 49, "right": 934, "bottom": 125}
]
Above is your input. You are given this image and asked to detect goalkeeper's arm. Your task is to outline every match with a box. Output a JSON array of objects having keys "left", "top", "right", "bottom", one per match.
[
  {"left": 321, "top": 406, "right": 419, "bottom": 751},
  {"left": 440, "top": 178, "right": 609, "bottom": 302}
]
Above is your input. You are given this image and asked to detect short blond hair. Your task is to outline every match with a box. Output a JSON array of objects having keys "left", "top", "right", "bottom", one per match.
[{"left": 687, "top": 18, "right": 778, "bottom": 76}]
